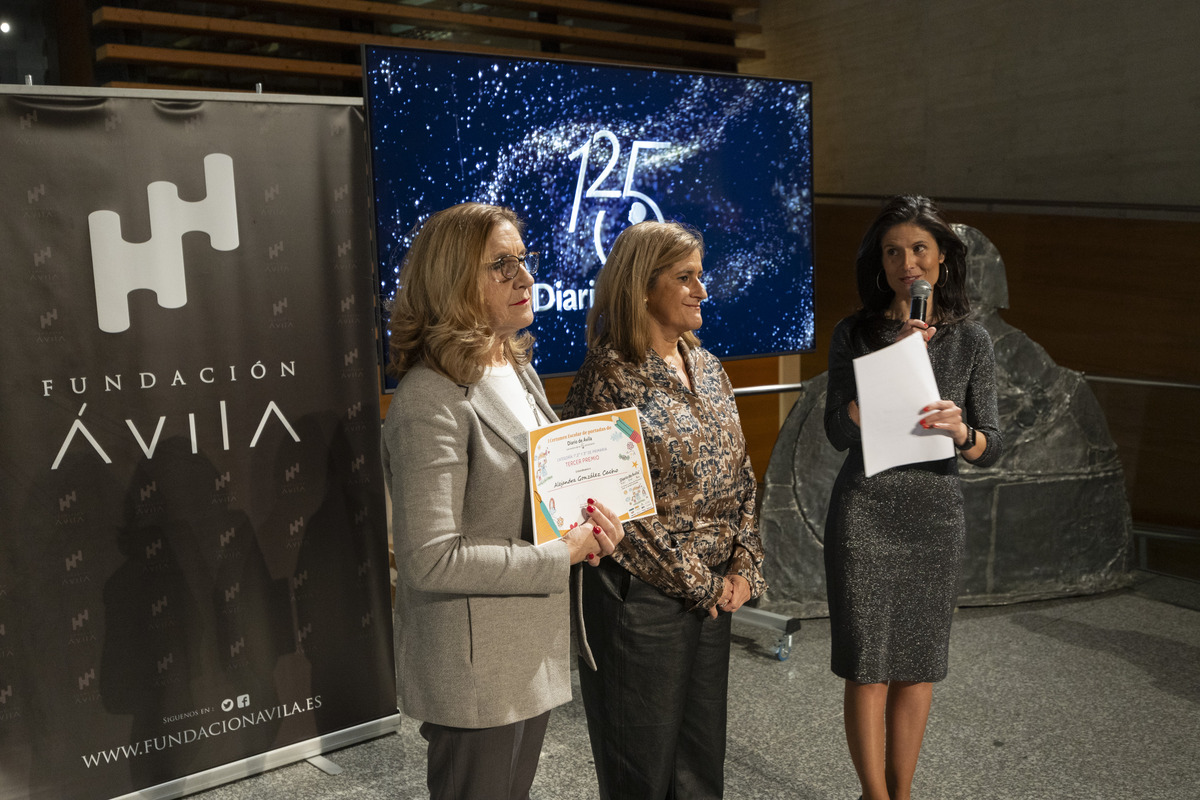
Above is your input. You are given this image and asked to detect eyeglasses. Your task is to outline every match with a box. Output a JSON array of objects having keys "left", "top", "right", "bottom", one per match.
[{"left": 487, "top": 252, "right": 540, "bottom": 282}]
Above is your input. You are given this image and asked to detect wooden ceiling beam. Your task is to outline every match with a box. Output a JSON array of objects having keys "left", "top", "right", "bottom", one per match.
[
  {"left": 95, "top": 43, "right": 362, "bottom": 79},
  {"left": 92, "top": 7, "right": 695, "bottom": 70},
  {"left": 216, "top": 0, "right": 763, "bottom": 60},
  {"left": 616, "top": 0, "right": 758, "bottom": 13},
  {"left": 89, "top": 1, "right": 765, "bottom": 92},
  {"left": 470, "top": 0, "right": 760, "bottom": 36}
]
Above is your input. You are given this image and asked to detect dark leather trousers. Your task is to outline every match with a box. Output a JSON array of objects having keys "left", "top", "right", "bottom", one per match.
[{"left": 578, "top": 559, "right": 730, "bottom": 800}]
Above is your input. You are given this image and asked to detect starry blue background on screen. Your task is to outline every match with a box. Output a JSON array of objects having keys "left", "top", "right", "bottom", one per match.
[{"left": 365, "top": 46, "right": 815, "bottom": 378}]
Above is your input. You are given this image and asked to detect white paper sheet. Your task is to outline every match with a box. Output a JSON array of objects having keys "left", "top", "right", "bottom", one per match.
[{"left": 852, "top": 332, "right": 955, "bottom": 477}]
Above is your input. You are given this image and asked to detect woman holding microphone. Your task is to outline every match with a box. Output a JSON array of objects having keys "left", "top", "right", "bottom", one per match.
[{"left": 823, "top": 195, "right": 1003, "bottom": 800}]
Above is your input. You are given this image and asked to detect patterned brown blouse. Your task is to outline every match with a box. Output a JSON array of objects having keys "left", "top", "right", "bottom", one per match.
[{"left": 563, "top": 342, "right": 767, "bottom": 610}]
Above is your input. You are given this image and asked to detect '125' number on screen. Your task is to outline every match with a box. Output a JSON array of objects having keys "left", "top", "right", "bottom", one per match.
[{"left": 568, "top": 131, "right": 670, "bottom": 262}]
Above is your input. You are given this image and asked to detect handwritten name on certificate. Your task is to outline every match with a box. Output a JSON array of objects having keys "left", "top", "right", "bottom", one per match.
[{"left": 528, "top": 407, "right": 657, "bottom": 546}]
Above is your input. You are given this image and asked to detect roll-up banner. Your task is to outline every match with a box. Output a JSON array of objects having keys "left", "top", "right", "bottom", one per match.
[{"left": 0, "top": 87, "right": 397, "bottom": 800}]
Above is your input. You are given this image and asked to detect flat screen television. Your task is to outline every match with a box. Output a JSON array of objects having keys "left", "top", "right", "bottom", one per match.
[{"left": 364, "top": 45, "right": 814, "bottom": 379}]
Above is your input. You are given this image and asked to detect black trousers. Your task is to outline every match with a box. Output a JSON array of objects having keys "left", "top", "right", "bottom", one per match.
[
  {"left": 419, "top": 711, "right": 550, "bottom": 800},
  {"left": 578, "top": 559, "right": 731, "bottom": 800}
]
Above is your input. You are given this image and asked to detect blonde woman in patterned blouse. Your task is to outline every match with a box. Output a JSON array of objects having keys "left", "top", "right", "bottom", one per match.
[{"left": 563, "top": 221, "right": 767, "bottom": 800}]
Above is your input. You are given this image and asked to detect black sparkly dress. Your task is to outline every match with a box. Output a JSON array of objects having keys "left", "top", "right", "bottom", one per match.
[{"left": 823, "top": 317, "right": 1002, "bottom": 684}]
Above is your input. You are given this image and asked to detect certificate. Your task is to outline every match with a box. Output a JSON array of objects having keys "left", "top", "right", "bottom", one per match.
[{"left": 528, "top": 407, "right": 657, "bottom": 545}]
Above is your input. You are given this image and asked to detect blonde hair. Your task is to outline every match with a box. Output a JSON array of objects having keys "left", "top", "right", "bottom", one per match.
[
  {"left": 386, "top": 203, "right": 533, "bottom": 384},
  {"left": 588, "top": 221, "right": 704, "bottom": 364}
]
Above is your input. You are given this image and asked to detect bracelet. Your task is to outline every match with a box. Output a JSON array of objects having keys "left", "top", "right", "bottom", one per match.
[{"left": 955, "top": 424, "right": 976, "bottom": 451}]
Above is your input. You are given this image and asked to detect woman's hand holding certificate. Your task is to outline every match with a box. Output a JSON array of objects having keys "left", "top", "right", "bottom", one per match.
[{"left": 527, "top": 407, "right": 657, "bottom": 546}]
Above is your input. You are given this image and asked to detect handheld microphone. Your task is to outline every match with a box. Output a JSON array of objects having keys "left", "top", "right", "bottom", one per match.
[{"left": 909, "top": 279, "right": 932, "bottom": 323}]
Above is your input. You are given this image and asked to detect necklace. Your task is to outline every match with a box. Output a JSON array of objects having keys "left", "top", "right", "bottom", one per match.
[{"left": 522, "top": 385, "right": 545, "bottom": 424}]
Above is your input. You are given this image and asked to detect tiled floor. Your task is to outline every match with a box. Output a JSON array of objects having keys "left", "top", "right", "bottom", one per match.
[{"left": 194, "top": 573, "right": 1200, "bottom": 799}]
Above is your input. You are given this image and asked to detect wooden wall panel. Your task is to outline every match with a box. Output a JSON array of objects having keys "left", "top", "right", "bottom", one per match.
[
  {"left": 723, "top": 356, "right": 780, "bottom": 483},
  {"left": 949, "top": 211, "right": 1198, "bottom": 383},
  {"left": 804, "top": 202, "right": 875, "bottom": 379},
  {"left": 1088, "top": 382, "right": 1200, "bottom": 530}
]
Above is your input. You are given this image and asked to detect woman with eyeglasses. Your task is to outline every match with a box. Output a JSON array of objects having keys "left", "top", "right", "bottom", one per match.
[
  {"left": 562, "top": 221, "right": 766, "bottom": 800},
  {"left": 381, "top": 202, "right": 624, "bottom": 800}
]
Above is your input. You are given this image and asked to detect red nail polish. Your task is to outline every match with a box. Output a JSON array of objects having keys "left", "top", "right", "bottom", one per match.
[
  {"left": 587, "top": 554, "right": 595, "bottom": 560},
  {"left": 587, "top": 498, "right": 594, "bottom": 504},
  {"left": 587, "top": 505, "right": 595, "bottom": 514},
  {"left": 593, "top": 526, "right": 601, "bottom": 534}
]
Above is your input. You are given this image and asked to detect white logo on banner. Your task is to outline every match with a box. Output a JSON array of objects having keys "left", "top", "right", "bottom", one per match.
[{"left": 88, "top": 154, "right": 239, "bottom": 333}]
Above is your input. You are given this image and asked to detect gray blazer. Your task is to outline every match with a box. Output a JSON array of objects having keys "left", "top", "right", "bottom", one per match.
[{"left": 382, "top": 361, "right": 583, "bottom": 729}]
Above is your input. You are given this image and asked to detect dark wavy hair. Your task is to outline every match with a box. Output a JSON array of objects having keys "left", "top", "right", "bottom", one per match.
[{"left": 851, "top": 195, "right": 969, "bottom": 349}]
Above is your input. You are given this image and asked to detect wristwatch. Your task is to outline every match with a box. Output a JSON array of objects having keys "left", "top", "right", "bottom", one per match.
[{"left": 956, "top": 424, "right": 976, "bottom": 451}]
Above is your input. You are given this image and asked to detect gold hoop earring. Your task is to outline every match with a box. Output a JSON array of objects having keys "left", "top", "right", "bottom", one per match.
[{"left": 876, "top": 272, "right": 887, "bottom": 292}]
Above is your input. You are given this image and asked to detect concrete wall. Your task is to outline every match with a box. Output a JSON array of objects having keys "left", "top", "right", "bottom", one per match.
[{"left": 740, "top": 0, "right": 1200, "bottom": 207}]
